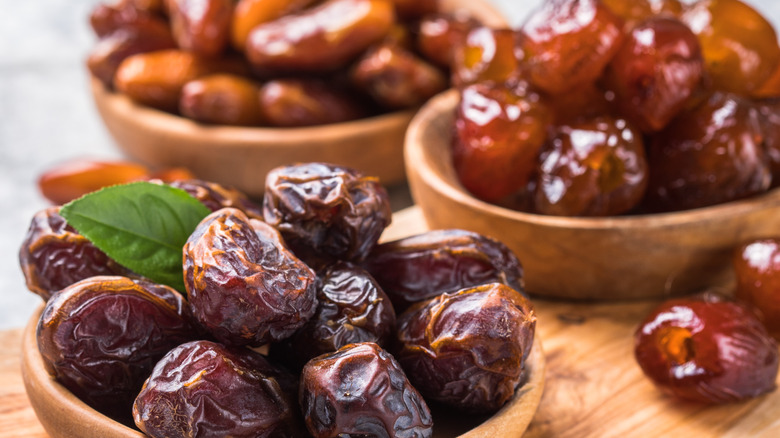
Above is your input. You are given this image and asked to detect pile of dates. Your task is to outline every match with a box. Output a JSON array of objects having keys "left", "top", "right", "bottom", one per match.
[
  {"left": 86, "top": 0, "right": 486, "bottom": 127},
  {"left": 20, "top": 162, "right": 536, "bottom": 437},
  {"left": 452, "top": 0, "right": 780, "bottom": 215}
]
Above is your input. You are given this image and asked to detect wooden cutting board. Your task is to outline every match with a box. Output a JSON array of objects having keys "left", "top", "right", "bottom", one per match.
[{"left": 3, "top": 207, "right": 780, "bottom": 438}]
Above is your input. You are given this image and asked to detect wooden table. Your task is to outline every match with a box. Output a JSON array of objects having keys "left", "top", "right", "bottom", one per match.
[{"left": 4, "top": 208, "right": 780, "bottom": 437}]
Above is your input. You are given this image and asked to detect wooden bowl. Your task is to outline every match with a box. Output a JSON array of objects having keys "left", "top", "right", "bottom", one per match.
[
  {"left": 22, "top": 305, "right": 545, "bottom": 438},
  {"left": 91, "top": 0, "right": 507, "bottom": 198},
  {"left": 405, "top": 89, "right": 780, "bottom": 300}
]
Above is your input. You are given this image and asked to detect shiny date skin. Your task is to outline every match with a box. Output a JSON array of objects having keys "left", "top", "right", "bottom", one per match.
[
  {"left": 272, "top": 262, "right": 396, "bottom": 370},
  {"left": 604, "top": 17, "right": 704, "bottom": 133},
  {"left": 645, "top": 92, "right": 771, "bottom": 212},
  {"left": 634, "top": 293, "right": 779, "bottom": 404},
  {"left": 396, "top": 283, "right": 536, "bottom": 413},
  {"left": 246, "top": 0, "right": 395, "bottom": 75},
  {"left": 89, "top": 1, "right": 170, "bottom": 39},
  {"left": 417, "top": 12, "right": 481, "bottom": 68},
  {"left": 19, "top": 207, "right": 127, "bottom": 301},
  {"left": 167, "top": 0, "right": 233, "bottom": 56},
  {"left": 453, "top": 82, "right": 551, "bottom": 203},
  {"left": 258, "top": 78, "right": 368, "bottom": 127},
  {"left": 757, "top": 98, "right": 780, "bottom": 185},
  {"left": 452, "top": 27, "right": 524, "bottom": 88},
  {"left": 166, "top": 179, "right": 264, "bottom": 220},
  {"left": 519, "top": 0, "right": 624, "bottom": 94},
  {"left": 363, "top": 229, "right": 524, "bottom": 312},
  {"left": 351, "top": 43, "right": 447, "bottom": 109},
  {"left": 134, "top": 340, "right": 304, "bottom": 438},
  {"left": 37, "top": 276, "right": 197, "bottom": 424},
  {"left": 263, "top": 163, "right": 392, "bottom": 264},
  {"left": 734, "top": 239, "right": 780, "bottom": 340},
  {"left": 300, "top": 342, "right": 433, "bottom": 438},
  {"left": 179, "top": 74, "right": 265, "bottom": 126},
  {"left": 534, "top": 117, "right": 649, "bottom": 217},
  {"left": 183, "top": 208, "right": 317, "bottom": 347},
  {"left": 231, "top": 0, "right": 320, "bottom": 51}
]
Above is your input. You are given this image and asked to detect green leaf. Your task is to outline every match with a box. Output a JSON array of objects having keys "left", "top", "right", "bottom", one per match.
[{"left": 60, "top": 181, "right": 211, "bottom": 293}]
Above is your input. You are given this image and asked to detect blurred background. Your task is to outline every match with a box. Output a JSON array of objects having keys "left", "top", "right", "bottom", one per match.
[{"left": 1, "top": 0, "right": 779, "bottom": 329}]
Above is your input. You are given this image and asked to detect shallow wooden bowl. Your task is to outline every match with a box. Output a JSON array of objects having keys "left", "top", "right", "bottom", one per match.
[
  {"left": 91, "top": 0, "right": 507, "bottom": 198},
  {"left": 405, "top": 89, "right": 780, "bottom": 300},
  {"left": 22, "top": 304, "right": 545, "bottom": 438}
]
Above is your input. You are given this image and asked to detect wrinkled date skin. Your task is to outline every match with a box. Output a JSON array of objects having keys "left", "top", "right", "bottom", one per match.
[
  {"left": 453, "top": 82, "right": 551, "bottom": 203},
  {"left": 417, "top": 12, "right": 481, "bottom": 68},
  {"left": 180, "top": 74, "right": 265, "bottom": 126},
  {"left": 166, "top": 179, "right": 264, "bottom": 220},
  {"left": 263, "top": 163, "right": 392, "bottom": 264},
  {"left": 300, "top": 342, "right": 433, "bottom": 438},
  {"left": 134, "top": 340, "right": 304, "bottom": 438},
  {"left": 88, "top": 21, "right": 177, "bottom": 88},
  {"left": 645, "top": 92, "right": 771, "bottom": 212},
  {"left": 19, "top": 207, "right": 127, "bottom": 300},
  {"left": 167, "top": 0, "right": 233, "bottom": 56},
  {"left": 231, "top": 0, "right": 319, "bottom": 51},
  {"left": 272, "top": 262, "right": 396, "bottom": 370},
  {"left": 734, "top": 239, "right": 780, "bottom": 340},
  {"left": 519, "top": 0, "right": 624, "bottom": 94},
  {"left": 534, "top": 117, "right": 649, "bottom": 217},
  {"left": 364, "top": 229, "right": 524, "bottom": 312},
  {"left": 604, "top": 17, "right": 704, "bottom": 133},
  {"left": 682, "top": 0, "right": 780, "bottom": 95},
  {"left": 246, "top": 0, "right": 395, "bottom": 75},
  {"left": 258, "top": 79, "right": 368, "bottom": 127},
  {"left": 452, "top": 27, "right": 524, "bottom": 88},
  {"left": 634, "top": 294, "right": 779, "bottom": 404},
  {"left": 183, "top": 208, "right": 317, "bottom": 346},
  {"left": 115, "top": 49, "right": 249, "bottom": 112},
  {"left": 351, "top": 43, "right": 447, "bottom": 109},
  {"left": 37, "top": 276, "right": 197, "bottom": 423},
  {"left": 396, "top": 283, "right": 536, "bottom": 413}
]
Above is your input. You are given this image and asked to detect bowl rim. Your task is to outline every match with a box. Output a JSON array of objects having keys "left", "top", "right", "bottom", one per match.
[
  {"left": 22, "top": 303, "right": 546, "bottom": 438},
  {"left": 407, "top": 88, "right": 780, "bottom": 231}
]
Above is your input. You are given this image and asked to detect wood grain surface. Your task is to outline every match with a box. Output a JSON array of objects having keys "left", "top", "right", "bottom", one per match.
[{"left": 3, "top": 207, "right": 780, "bottom": 437}]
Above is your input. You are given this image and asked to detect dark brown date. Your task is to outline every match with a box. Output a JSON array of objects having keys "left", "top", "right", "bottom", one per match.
[
  {"left": 246, "top": 0, "right": 395, "bottom": 75},
  {"left": 363, "top": 229, "right": 524, "bottom": 312},
  {"left": 88, "top": 25, "right": 177, "bottom": 88},
  {"left": 166, "top": 179, "right": 264, "bottom": 220},
  {"left": 635, "top": 293, "right": 779, "bottom": 403},
  {"left": 519, "top": 0, "right": 624, "bottom": 94},
  {"left": 757, "top": 98, "right": 780, "bottom": 186},
  {"left": 258, "top": 78, "right": 368, "bottom": 127},
  {"left": 89, "top": 2, "right": 169, "bottom": 39},
  {"left": 453, "top": 82, "right": 551, "bottom": 202},
  {"left": 300, "top": 342, "right": 433, "bottom": 438},
  {"left": 396, "top": 283, "right": 536, "bottom": 413},
  {"left": 134, "top": 340, "right": 304, "bottom": 437},
  {"left": 604, "top": 17, "right": 704, "bottom": 132},
  {"left": 37, "top": 276, "right": 196, "bottom": 423},
  {"left": 645, "top": 92, "right": 771, "bottom": 211},
  {"left": 389, "top": 0, "right": 438, "bottom": 19},
  {"left": 534, "top": 117, "right": 649, "bottom": 216},
  {"left": 179, "top": 74, "right": 265, "bottom": 126},
  {"left": 167, "top": 0, "right": 233, "bottom": 57},
  {"left": 734, "top": 239, "right": 780, "bottom": 340},
  {"left": 351, "top": 43, "right": 447, "bottom": 109},
  {"left": 19, "top": 207, "right": 126, "bottom": 301},
  {"left": 271, "top": 262, "right": 396, "bottom": 370},
  {"left": 417, "top": 12, "right": 481, "bottom": 68},
  {"left": 183, "top": 208, "right": 317, "bottom": 347},
  {"left": 263, "top": 163, "right": 392, "bottom": 264}
]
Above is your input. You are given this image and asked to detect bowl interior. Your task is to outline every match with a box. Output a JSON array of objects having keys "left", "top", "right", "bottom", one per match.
[
  {"left": 405, "top": 89, "right": 780, "bottom": 300},
  {"left": 22, "top": 305, "right": 545, "bottom": 438}
]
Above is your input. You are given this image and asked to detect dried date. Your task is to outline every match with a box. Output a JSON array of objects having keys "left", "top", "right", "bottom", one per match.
[
  {"left": 417, "top": 12, "right": 481, "bottom": 68},
  {"left": 183, "top": 208, "right": 317, "bottom": 346},
  {"left": 396, "top": 283, "right": 536, "bottom": 413},
  {"left": 166, "top": 179, "right": 264, "bottom": 220},
  {"left": 179, "top": 74, "right": 265, "bottom": 126},
  {"left": 134, "top": 340, "right": 304, "bottom": 437},
  {"left": 363, "top": 229, "right": 524, "bottom": 311},
  {"left": 271, "top": 262, "right": 396, "bottom": 370},
  {"left": 167, "top": 0, "right": 233, "bottom": 57},
  {"left": 300, "top": 342, "right": 433, "bottom": 438},
  {"left": 37, "top": 276, "right": 196, "bottom": 423},
  {"left": 263, "top": 163, "right": 392, "bottom": 264},
  {"left": 19, "top": 207, "right": 126, "bottom": 300},
  {"left": 258, "top": 78, "right": 368, "bottom": 127}
]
